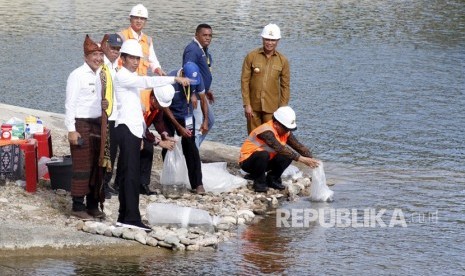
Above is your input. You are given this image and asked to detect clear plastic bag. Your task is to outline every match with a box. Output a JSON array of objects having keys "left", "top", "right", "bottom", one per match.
[
  {"left": 310, "top": 161, "right": 334, "bottom": 202},
  {"left": 160, "top": 137, "right": 189, "bottom": 198},
  {"left": 202, "top": 162, "right": 247, "bottom": 194},
  {"left": 146, "top": 203, "right": 214, "bottom": 232}
]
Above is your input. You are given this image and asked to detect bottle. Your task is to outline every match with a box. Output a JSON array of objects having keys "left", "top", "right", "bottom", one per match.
[
  {"left": 25, "top": 124, "right": 31, "bottom": 139},
  {"left": 36, "top": 117, "right": 44, "bottom": 133}
]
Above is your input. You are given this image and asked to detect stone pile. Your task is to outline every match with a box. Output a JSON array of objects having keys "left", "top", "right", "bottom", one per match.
[{"left": 74, "top": 176, "right": 313, "bottom": 251}]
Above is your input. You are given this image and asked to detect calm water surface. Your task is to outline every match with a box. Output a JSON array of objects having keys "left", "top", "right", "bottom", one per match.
[{"left": 0, "top": 0, "right": 464, "bottom": 275}]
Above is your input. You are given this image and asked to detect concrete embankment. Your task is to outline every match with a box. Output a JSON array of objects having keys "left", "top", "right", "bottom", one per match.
[{"left": 0, "top": 103, "right": 312, "bottom": 256}]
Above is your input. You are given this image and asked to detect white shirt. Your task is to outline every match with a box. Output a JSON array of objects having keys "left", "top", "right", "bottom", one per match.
[
  {"left": 130, "top": 28, "right": 161, "bottom": 72},
  {"left": 65, "top": 62, "right": 102, "bottom": 132},
  {"left": 114, "top": 67, "right": 175, "bottom": 138}
]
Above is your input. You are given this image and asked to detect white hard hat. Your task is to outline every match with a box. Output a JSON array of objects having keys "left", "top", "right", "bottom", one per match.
[
  {"left": 130, "top": 4, "right": 148, "bottom": 18},
  {"left": 273, "top": 106, "right": 297, "bottom": 130},
  {"left": 154, "top": 85, "right": 175, "bottom": 107},
  {"left": 261, "top": 23, "right": 281, "bottom": 39},
  {"left": 120, "top": 39, "right": 143, "bottom": 57}
]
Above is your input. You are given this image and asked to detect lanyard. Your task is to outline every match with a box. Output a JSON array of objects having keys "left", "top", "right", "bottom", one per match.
[
  {"left": 203, "top": 47, "right": 212, "bottom": 72},
  {"left": 182, "top": 85, "right": 191, "bottom": 104}
]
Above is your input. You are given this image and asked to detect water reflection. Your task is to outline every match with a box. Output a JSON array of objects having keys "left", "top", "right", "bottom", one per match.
[{"left": 240, "top": 216, "right": 293, "bottom": 274}]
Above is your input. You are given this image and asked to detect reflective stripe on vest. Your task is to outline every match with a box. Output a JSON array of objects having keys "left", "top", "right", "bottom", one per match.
[
  {"left": 119, "top": 27, "right": 152, "bottom": 76},
  {"left": 239, "top": 120, "right": 289, "bottom": 163}
]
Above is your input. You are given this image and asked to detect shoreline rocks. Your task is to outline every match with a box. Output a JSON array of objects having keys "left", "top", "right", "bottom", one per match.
[{"left": 0, "top": 102, "right": 318, "bottom": 253}]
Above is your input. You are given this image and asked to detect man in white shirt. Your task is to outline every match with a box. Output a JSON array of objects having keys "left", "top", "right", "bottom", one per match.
[
  {"left": 65, "top": 35, "right": 106, "bottom": 221},
  {"left": 113, "top": 39, "right": 190, "bottom": 231}
]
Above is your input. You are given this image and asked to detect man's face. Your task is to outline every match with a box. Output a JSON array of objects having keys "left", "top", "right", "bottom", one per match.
[
  {"left": 122, "top": 54, "right": 140, "bottom": 73},
  {"left": 85, "top": 51, "right": 104, "bottom": 72},
  {"left": 130, "top": 16, "right": 147, "bottom": 33},
  {"left": 262, "top": 38, "right": 279, "bottom": 53},
  {"left": 103, "top": 42, "right": 121, "bottom": 63},
  {"left": 195, "top": 27, "right": 212, "bottom": 48},
  {"left": 274, "top": 121, "right": 290, "bottom": 136}
]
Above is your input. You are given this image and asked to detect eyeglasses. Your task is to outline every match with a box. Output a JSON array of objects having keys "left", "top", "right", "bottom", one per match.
[{"left": 109, "top": 46, "right": 121, "bottom": 51}]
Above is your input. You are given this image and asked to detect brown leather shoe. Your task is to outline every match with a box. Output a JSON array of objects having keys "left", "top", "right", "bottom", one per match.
[
  {"left": 87, "top": 209, "right": 106, "bottom": 219},
  {"left": 71, "top": 210, "right": 94, "bottom": 221},
  {"left": 196, "top": 185, "right": 206, "bottom": 195}
]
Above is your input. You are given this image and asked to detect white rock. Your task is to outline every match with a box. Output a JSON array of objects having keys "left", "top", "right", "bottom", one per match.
[
  {"left": 173, "top": 243, "right": 186, "bottom": 251},
  {"left": 220, "top": 216, "right": 236, "bottom": 225},
  {"left": 150, "top": 228, "right": 168, "bottom": 240},
  {"left": 216, "top": 223, "right": 230, "bottom": 231},
  {"left": 237, "top": 217, "right": 246, "bottom": 225},
  {"left": 122, "top": 229, "right": 135, "bottom": 240},
  {"left": 112, "top": 227, "right": 124, "bottom": 237},
  {"left": 196, "top": 236, "right": 218, "bottom": 247},
  {"left": 0, "top": 198, "right": 9, "bottom": 203},
  {"left": 186, "top": 244, "right": 200, "bottom": 251},
  {"left": 146, "top": 237, "right": 158, "bottom": 247},
  {"left": 271, "top": 197, "right": 279, "bottom": 208},
  {"left": 157, "top": 241, "right": 172, "bottom": 249},
  {"left": 134, "top": 231, "right": 147, "bottom": 245},
  {"left": 164, "top": 235, "right": 180, "bottom": 245},
  {"left": 96, "top": 224, "right": 108, "bottom": 235},
  {"left": 237, "top": 209, "right": 255, "bottom": 219},
  {"left": 19, "top": 204, "right": 39, "bottom": 211},
  {"left": 180, "top": 237, "right": 195, "bottom": 245}
]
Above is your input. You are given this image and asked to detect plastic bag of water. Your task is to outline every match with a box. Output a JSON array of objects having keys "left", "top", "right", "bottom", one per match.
[
  {"left": 310, "top": 161, "right": 334, "bottom": 202},
  {"left": 146, "top": 203, "right": 215, "bottom": 232},
  {"left": 202, "top": 162, "right": 247, "bottom": 194},
  {"left": 160, "top": 137, "right": 189, "bottom": 198}
]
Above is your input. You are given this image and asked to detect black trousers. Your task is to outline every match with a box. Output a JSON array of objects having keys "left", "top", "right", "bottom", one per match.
[
  {"left": 115, "top": 124, "right": 142, "bottom": 223},
  {"left": 162, "top": 116, "right": 203, "bottom": 189},
  {"left": 240, "top": 151, "right": 292, "bottom": 182},
  {"left": 140, "top": 138, "right": 154, "bottom": 187}
]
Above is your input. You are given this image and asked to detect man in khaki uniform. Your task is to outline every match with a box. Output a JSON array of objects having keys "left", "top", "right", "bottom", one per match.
[{"left": 241, "top": 23, "right": 290, "bottom": 134}]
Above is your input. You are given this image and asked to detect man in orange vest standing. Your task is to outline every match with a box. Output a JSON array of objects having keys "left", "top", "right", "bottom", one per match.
[
  {"left": 118, "top": 4, "right": 167, "bottom": 113},
  {"left": 239, "top": 106, "right": 320, "bottom": 193}
]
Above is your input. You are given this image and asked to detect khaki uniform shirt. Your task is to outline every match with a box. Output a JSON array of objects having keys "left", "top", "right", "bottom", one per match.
[{"left": 241, "top": 47, "right": 290, "bottom": 113}]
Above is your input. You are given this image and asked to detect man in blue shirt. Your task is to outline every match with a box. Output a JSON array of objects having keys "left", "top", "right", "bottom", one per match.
[
  {"left": 183, "top": 24, "right": 214, "bottom": 148},
  {"left": 162, "top": 62, "right": 209, "bottom": 194}
]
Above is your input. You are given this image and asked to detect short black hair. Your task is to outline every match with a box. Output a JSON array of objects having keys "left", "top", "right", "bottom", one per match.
[{"left": 196, "top": 23, "right": 212, "bottom": 34}]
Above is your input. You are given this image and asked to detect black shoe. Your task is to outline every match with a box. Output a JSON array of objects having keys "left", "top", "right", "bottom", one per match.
[
  {"left": 87, "top": 208, "right": 106, "bottom": 219},
  {"left": 253, "top": 180, "right": 268, "bottom": 193},
  {"left": 244, "top": 174, "right": 255, "bottom": 180},
  {"left": 266, "top": 175, "right": 286, "bottom": 190},
  {"left": 268, "top": 181, "right": 286, "bottom": 190},
  {"left": 119, "top": 221, "right": 152, "bottom": 232},
  {"left": 140, "top": 184, "right": 156, "bottom": 195}
]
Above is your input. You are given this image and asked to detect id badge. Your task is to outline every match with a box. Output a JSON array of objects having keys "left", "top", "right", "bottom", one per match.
[{"left": 185, "top": 115, "right": 193, "bottom": 131}]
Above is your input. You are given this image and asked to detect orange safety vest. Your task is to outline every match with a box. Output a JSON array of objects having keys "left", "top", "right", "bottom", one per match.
[
  {"left": 144, "top": 107, "right": 159, "bottom": 127},
  {"left": 118, "top": 27, "right": 153, "bottom": 113},
  {"left": 239, "top": 120, "right": 290, "bottom": 163}
]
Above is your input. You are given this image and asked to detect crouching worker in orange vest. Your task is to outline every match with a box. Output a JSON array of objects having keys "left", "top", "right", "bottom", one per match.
[{"left": 239, "top": 106, "right": 320, "bottom": 193}]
